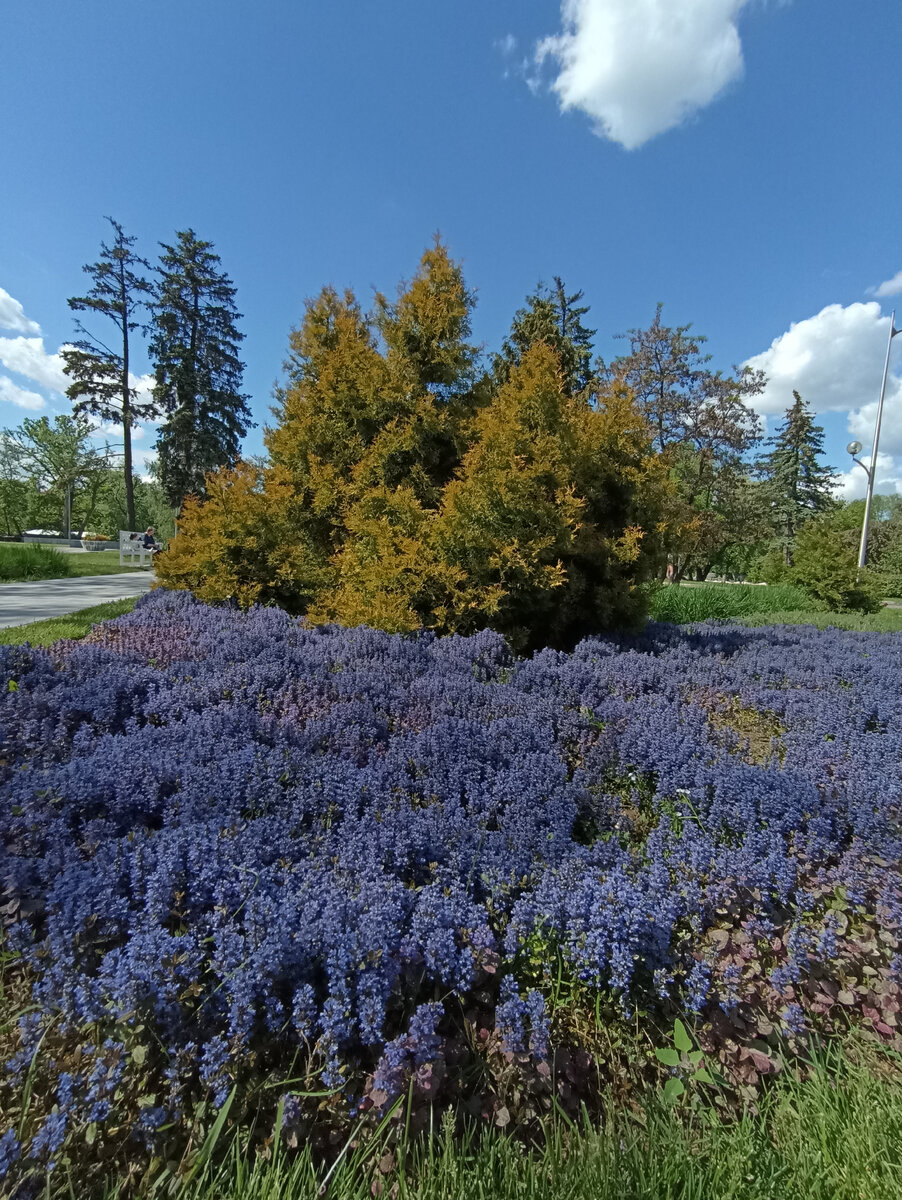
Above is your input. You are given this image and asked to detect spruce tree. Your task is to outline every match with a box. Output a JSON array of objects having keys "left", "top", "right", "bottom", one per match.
[
  {"left": 758, "top": 391, "right": 838, "bottom": 562},
  {"left": 149, "top": 230, "right": 252, "bottom": 509},
  {"left": 61, "top": 217, "right": 155, "bottom": 529},
  {"left": 494, "top": 276, "right": 595, "bottom": 395}
]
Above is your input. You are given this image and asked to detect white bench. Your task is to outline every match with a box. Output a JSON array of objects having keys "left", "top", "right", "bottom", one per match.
[{"left": 119, "top": 531, "right": 154, "bottom": 568}]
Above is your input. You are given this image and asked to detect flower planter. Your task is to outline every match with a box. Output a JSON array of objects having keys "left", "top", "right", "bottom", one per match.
[{"left": 81, "top": 540, "right": 110, "bottom": 552}]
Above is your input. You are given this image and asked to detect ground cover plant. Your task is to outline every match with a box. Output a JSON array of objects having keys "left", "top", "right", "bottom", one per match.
[
  {"left": 0, "top": 544, "right": 145, "bottom": 582},
  {"left": 1, "top": 590, "right": 900, "bottom": 1196},
  {"left": 0, "top": 599, "right": 139, "bottom": 648}
]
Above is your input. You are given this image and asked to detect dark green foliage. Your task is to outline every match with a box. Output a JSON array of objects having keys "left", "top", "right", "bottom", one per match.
[
  {"left": 756, "top": 391, "right": 838, "bottom": 562},
  {"left": 149, "top": 229, "right": 253, "bottom": 508},
  {"left": 749, "top": 547, "right": 796, "bottom": 584},
  {"left": 494, "top": 276, "right": 596, "bottom": 395},
  {"left": 61, "top": 218, "right": 155, "bottom": 528}
]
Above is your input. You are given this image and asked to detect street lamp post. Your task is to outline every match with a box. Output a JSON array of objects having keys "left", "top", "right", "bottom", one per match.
[{"left": 849, "top": 309, "right": 900, "bottom": 570}]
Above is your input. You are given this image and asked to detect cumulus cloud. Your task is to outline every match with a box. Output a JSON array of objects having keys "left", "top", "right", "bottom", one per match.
[
  {"left": 743, "top": 302, "right": 901, "bottom": 420},
  {"left": 745, "top": 301, "right": 902, "bottom": 498},
  {"left": 0, "top": 376, "right": 46, "bottom": 410},
  {"left": 869, "top": 269, "right": 902, "bottom": 299},
  {"left": 535, "top": 0, "right": 753, "bottom": 149},
  {"left": 835, "top": 453, "right": 902, "bottom": 501},
  {"left": 0, "top": 288, "right": 41, "bottom": 336},
  {"left": 0, "top": 335, "right": 71, "bottom": 393}
]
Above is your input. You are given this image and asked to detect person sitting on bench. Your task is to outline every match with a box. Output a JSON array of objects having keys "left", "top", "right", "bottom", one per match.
[{"left": 142, "top": 527, "right": 160, "bottom": 553}]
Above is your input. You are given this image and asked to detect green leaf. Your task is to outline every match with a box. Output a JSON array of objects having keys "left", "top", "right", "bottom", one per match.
[
  {"left": 7, "top": 679, "right": 17, "bottom": 692},
  {"left": 655, "top": 1048, "right": 680, "bottom": 1067},
  {"left": 663, "top": 1078, "right": 685, "bottom": 1103},
  {"left": 673, "top": 1019, "right": 692, "bottom": 1054},
  {"left": 693, "top": 1069, "right": 716, "bottom": 1085},
  {"left": 688, "top": 1049, "right": 704, "bottom": 1066},
  {"left": 131, "top": 1044, "right": 147, "bottom": 1066},
  {"left": 85, "top": 1122, "right": 97, "bottom": 1146}
]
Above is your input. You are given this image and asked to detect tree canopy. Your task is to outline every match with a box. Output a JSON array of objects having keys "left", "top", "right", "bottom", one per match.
[
  {"left": 61, "top": 217, "right": 155, "bottom": 528},
  {"left": 149, "top": 229, "right": 253, "bottom": 509}
]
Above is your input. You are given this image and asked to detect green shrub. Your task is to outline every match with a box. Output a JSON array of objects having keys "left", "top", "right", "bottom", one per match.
[
  {"left": 750, "top": 547, "right": 795, "bottom": 584},
  {"left": 0, "top": 543, "right": 72, "bottom": 581},
  {"left": 874, "top": 572, "right": 902, "bottom": 600},
  {"left": 791, "top": 520, "right": 883, "bottom": 613},
  {"left": 650, "top": 582, "right": 813, "bottom": 624}
]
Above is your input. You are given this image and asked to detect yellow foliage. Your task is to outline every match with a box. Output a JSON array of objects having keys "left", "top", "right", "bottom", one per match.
[
  {"left": 154, "top": 462, "right": 331, "bottom": 612},
  {"left": 160, "top": 245, "right": 674, "bottom": 650}
]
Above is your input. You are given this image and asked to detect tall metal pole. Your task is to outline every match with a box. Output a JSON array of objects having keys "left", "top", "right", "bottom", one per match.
[{"left": 858, "top": 310, "right": 899, "bottom": 570}]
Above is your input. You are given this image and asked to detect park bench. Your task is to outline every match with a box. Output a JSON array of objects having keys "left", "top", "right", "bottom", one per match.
[{"left": 119, "top": 531, "right": 154, "bottom": 568}]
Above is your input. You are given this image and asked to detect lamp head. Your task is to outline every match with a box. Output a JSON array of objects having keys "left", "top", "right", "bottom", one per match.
[{"left": 846, "top": 440, "right": 863, "bottom": 456}]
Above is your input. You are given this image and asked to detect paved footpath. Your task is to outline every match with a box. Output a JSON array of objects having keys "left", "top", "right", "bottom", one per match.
[{"left": 0, "top": 574, "right": 155, "bottom": 629}]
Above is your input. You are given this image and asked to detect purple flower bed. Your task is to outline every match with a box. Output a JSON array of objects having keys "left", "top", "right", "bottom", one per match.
[{"left": 1, "top": 590, "right": 900, "bottom": 1176}]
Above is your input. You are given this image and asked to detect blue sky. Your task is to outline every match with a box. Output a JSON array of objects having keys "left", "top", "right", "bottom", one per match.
[{"left": 2, "top": 0, "right": 900, "bottom": 497}]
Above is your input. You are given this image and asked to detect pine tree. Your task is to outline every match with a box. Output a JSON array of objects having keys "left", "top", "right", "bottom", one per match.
[
  {"left": 149, "top": 230, "right": 253, "bottom": 508},
  {"left": 494, "top": 276, "right": 595, "bottom": 395},
  {"left": 61, "top": 217, "right": 155, "bottom": 528},
  {"left": 758, "top": 391, "right": 838, "bottom": 562},
  {"left": 605, "top": 304, "right": 764, "bottom": 579}
]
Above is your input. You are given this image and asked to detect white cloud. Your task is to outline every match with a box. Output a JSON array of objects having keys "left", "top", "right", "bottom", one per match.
[
  {"left": 743, "top": 302, "right": 901, "bottom": 419},
  {"left": 745, "top": 301, "right": 902, "bottom": 500},
  {"left": 835, "top": 453, "right": 902, "bottom": 501},
  {"left": 0, "top": 287, "right": 41, "bottom": 336},
  {"left": 535, "top": 0, "right": 753, "bottom": 149},
  {"left": 869, "top": 269, "right": 902, "bottom": 299},
  {"left": 496, "top": 33, "right": 518, "bottom": 57},
  {"left": 0, "top": 376, "right": 45, "bottom": 410},
  {"left": 0, "top": 335, "right": 71, "bottom": 393}
]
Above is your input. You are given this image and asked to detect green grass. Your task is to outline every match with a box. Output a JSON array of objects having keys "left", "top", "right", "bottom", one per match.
[
  {"left": 650, "top": 583, "right": 815, "bottom": 624},
  {"left": 0, "top": 598, "right": 138, "bottom": 646},
  {"left": 0, "top": 542, "right": 145, "bottom": 582},
  {"left": 0, "top": 543, "right": 73, "bottom": 582},
  {"left": 105, "top": 1042, "right": 901, "bottom": 1200},
  {"left": 739, "top": 608, "right": 902, "bottom": 632}
]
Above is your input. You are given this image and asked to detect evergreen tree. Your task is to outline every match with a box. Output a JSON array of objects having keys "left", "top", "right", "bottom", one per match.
[
  {"left": 149, "top": 230, "right": 252, "bottom": 508},
  {"left": 758, "top": 391, "right": 838, "bottom": 562},
  {"left": 157, "top": 246, "right": 668, "bottom": 647},
  {"left": 266, "top": 285, "right": 390, "bottom": 551},
  {"left": 605, "top": 304, "right": 764, "bottom": 579},
  {"left": 494, "top": 276, "right": 595, "bottom": 395},
  {"left": 434, "top": 343, "right": 668, "bottom": 650},
  {"left": 61, "top": 217, "right": 155, "bottom": 528}
]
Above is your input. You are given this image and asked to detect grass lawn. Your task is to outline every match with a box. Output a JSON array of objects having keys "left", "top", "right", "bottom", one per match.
[
  {"left": 0, "top": 543, "right": 146, "bottom": 582},
  {"left": 0, "top": 597, "right": 138, "bottom": 646},
  {"left": 162, "top": 1042, "right": 902, "bottom": 1200},
  {"left": 739, "top": 607, "right": 902, "bottom": 632}
]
